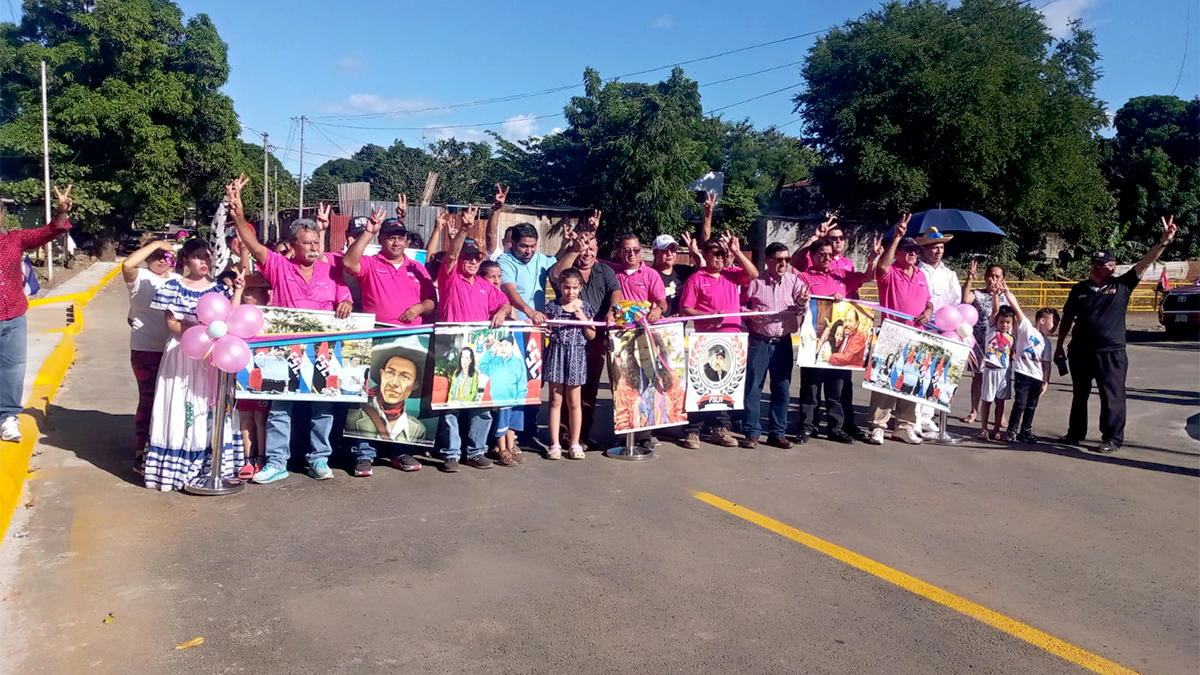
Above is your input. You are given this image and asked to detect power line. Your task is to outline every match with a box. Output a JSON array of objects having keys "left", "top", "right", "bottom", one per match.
[
  {"left": 309, "top": 122, "right": 354, "bottom": 158},
  {"left": 707, "top": 84, "right": 802, "bottom": 115},
  {"left": 1171, "top": 0, "right": 1191, "bottom": 96},
  {"left": 700, "top": 61, "right": 803, "bottom": 88}
]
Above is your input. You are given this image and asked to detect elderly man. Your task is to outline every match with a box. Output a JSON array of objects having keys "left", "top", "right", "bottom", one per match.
[
  {"left": 915, "top": 226, "right": 961, "bottom": 438},
  {"left": 227, "top": 176, "right": 356, "bottom": 483},
  {"left": 740, "top": 242, "right": 808, "bottom": 449},
  {"left": 550, "top": 212, "right": 622, "bottom": 450},
  {"left": 1056, "top": 216, "right": 1177, "bottom": 454},
  {"left": 679, "top": 232, "right": 759, "bottom": 448},
  {"left": 341, "top": 207, "right": 436, "bottom": 476},
  {"left": 0, "top": 185, "right": 72, "bottom": 443},
  {"left": 866, "top": 215, "right": 933, "bottom": 446}
]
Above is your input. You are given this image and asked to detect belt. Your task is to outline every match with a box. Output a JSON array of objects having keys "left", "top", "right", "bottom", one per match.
[{"left": 749, "top": 332, "right": 786, "bottom": 344}]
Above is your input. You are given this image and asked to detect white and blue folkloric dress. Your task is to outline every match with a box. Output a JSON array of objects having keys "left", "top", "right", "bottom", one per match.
[{"left": 144, "top": 278, "right": 245, "bottom": 491}]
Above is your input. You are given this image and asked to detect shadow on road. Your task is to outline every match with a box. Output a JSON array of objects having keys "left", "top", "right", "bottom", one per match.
[
  {"left": 966, "top": 435, "right": 1200, "bottom": 477},
  {"left": 1124, "top": 387, "right": 1200, "bottom": 407},
  {"left": 40, "top": 403, "right": 141, "bottom": 486}
]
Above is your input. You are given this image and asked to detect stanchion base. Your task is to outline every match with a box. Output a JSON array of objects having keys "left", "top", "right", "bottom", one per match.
[
  {"left": 924, "top": 431, "right": 961, "bottom": 445},
  {"left": 604, "top": 446, "right": 657, "bottom": 461},
  {"left": 183, "top": 478, "right": 246, "bottom": 496}
]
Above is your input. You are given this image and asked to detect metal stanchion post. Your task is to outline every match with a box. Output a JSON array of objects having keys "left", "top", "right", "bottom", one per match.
[
  {"left": 925, "top": 408, "right": 960, "bottom": 445},
  {"left": 603, "top": 326, "right": 656, "bottom": 461},
  {"left": 184, "top": 371, "right": 246, "bottom": 496}
]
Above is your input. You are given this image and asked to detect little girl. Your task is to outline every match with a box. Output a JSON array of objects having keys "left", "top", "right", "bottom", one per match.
[
  {"left": 143, "top": 238, "right": 246, "bottom": 491},
  {"left": 235, "top": 272, "right": 271, "bottom": 479},
  {"left": 543, "top": 268, "right": 596, "bottom": 460}
]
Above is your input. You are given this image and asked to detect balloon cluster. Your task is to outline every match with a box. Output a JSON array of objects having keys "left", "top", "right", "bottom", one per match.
[
  {"left": 614, "top": 300, "right": 651, "bottom": 327},
  {"left": 180, "top": 294, "right": 264, "bottom": 373},
  {"left": 932, "top": 303, "right": 980, "bottom": 348}
]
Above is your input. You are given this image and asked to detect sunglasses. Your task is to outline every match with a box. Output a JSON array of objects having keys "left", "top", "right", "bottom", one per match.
[
  {"left": 771, "top": 255, "right": 791, "bottom": 262},
  {"left": 619, "top": 247, "right": 642, "bottom": 254},
  {"left": 827, "top": 235, "right": 845, "bottom": 241},
  {"left": 706, "top": 249, "right": 728, "bottom": 257}
]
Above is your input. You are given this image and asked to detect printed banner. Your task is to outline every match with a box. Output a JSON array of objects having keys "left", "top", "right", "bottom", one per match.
[
  {"left": 862, "top": 319, "right": 970, "bottom": 413},
  {"left": 429, "top": 323, "right": 544, "bottom": 410},
  {"left": 686, "top": 332, "right": 749, "bottom": 412},
  {"left": 236, "top": 307, "right": 376, "bottom": 402},
  {"left": 796, "top": 298, "right": 877, "bottom": 370},
  {"left": 609, "top": 323, "right": 688, "bottom": 433},
  {"left": 343, "top": 333, "right": 438, "bottom": 447}
]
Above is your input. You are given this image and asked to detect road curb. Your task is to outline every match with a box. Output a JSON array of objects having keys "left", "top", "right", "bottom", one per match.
[{"left": 0, "top": 264, "right": 122, "bottom": 542}]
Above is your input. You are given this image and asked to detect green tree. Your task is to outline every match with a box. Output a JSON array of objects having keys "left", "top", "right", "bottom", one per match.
[
  {"left": 796, "top": 0, "right": 1114, "bottom": 248},
  {"left": 718, "top": 120, "right": 820, "bottom": 214},
  {"left": 1103, "top": 95, "right": 1200, "bottom": 258},
  {"left": 713, "top": 184, "right": 760, "bottom": 239},
  {"left": 0, "top": 0, "right": 242, "bottom": 234}
]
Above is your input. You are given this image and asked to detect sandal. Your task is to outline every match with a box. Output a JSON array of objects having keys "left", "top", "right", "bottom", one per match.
[
  {"left": 237, "top": 463, "right": 257, "bottom": 481},
  {"left": 963, "top": 412, "right": 978, "bottom": 424},
  {"left": 977, "top": 429, "right": 992, "bottom": 442},
  {"left": 546, "top": 445, "right": 562, "bottom": 460},
  {"left": 990, "top": 431, "right": 1005, "bottom": 441},
  {"left": 567, "top": 444, "right": 585, "bottom": 460}
]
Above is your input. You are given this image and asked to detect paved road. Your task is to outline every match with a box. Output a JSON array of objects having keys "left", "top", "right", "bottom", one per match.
[{"left": 1, "top": 282, "right": 1197, "bottom": 675}]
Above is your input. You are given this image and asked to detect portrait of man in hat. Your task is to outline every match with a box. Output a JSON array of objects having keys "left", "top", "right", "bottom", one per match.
[{"left": 346, "top": 337, "right": 430, "bottom": 443}]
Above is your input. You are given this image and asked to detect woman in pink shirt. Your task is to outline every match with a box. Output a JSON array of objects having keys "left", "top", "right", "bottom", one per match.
[{"left": 678, "top": 232, "right": 758, "bottom": 449}]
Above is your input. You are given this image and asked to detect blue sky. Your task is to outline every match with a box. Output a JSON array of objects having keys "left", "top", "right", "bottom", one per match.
[{"left": 157, "top": 0, "right": 1200, "bottom": 177}]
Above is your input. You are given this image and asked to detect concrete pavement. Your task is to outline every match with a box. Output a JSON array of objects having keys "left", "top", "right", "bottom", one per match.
[{"left": 0, "top": 279, "right": 1196, "bottom": 675}]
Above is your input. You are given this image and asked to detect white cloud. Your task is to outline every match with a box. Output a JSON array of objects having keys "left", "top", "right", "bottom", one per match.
[
  {"left": 549, "top": 127, "right": 563, "bottom": 136},
  {"left": 424, "top": 126, "right": 489, "bottom": 143},
  {"left": 333, "top": 52, "right": 366, "bottom": 75},
  {"left": 322, "top": 94, "right": 438, "bottom": 115},
  {"left": 501, "top": 114, "right": 539, "bottom": 140},
  {"left": 1040, "top": 0, "right": 1096, "bottom": 39},
  {"left": 652, "top": 14, "right": 674, "bottom": 29}
]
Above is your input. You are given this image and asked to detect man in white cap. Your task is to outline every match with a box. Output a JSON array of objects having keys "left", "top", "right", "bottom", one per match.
[{"left": 915, "top": 226, "right": 961, "bottom": 438}]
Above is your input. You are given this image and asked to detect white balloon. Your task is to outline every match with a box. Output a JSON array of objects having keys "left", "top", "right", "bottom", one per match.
[
  {"left": 207, "top": 320, "right": 229, "bottom": 339},
  {"left": 956, "top": 323, "right": 972, "bottom": 338}
]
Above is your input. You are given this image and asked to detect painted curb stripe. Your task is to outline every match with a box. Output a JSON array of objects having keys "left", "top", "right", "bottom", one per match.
[{"left": 691, "top": 491, "right": 1140, "bottom": 675}]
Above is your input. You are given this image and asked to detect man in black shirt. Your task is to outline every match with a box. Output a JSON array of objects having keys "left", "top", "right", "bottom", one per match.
[
  {"left": 1056, "top": 216, "right": 1177, "bottom": 453},
  {"left": 550, "top": 216, "right": 623, "bottom": 449}
]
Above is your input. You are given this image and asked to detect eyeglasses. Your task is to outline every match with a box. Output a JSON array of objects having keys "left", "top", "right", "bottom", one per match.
[
  {"left": 771, "top": 256, "right": 791, "bottom": 263},
  {"left": 619, "top": 247, "right": 642, "bottom": 254},
  {"left": 706, "top": 249, "right": 728, "bottom": 257},
  {"left": 828, "top": 235, "right": 845, "bottom": 241},
  {"left": 814, "top": 251, "right": 834, "bottom": 259}
]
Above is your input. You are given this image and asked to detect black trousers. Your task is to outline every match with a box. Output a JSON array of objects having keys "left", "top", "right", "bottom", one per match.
[
  {"left": 798, "top": 368, "right": 845, "bottom": 435},
  {"left": 580, "top": 337, "right": 608, "bottom": 441},
  {"left": 838, "top": 370, "right": 860, "bottom": 432},
  {"left": 1008, "top": 372, "right": 1043, "bottom": 436},
  {"left": 1067, "top": 348, "right": 1128, "bottom": 445}
]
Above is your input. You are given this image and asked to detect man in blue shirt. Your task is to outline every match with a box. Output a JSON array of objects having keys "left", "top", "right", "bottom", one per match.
[
  {"left": 498, "top": 222, "right": 554, "bottom": 442},
  {"left": 478, "top": 335, "right": 528, "bottom": 404}
]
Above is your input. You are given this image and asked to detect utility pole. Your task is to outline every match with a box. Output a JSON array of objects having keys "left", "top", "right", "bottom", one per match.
[
  {"left": 262, "top": 131, "right": 269, "bottom": 236},
  {"left": 297, "top": 115, "right": 306, "bottom": 218},
  {"left": 40, "top": 60, "right": 52, "bottom": 283},
  {"left": 273, "top": 164, "right": 278, "bottom": 238}
]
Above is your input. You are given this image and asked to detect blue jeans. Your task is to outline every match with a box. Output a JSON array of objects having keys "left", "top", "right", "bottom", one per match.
[
  {"left": 437, "top": 409, "right": 492, "bottom": 461},
  {"left": 0, "top": 315, "right": 27, "bottom": 420},
  {"left": 264, "top": 401, "right": 337, "bottom": 469},
  {"left": 741, "top": 334, "right": 794, "bottom": 440}
]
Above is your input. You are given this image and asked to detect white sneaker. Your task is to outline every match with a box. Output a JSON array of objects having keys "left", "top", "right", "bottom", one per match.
[
  {"left": 893, "top": 427, "right": 924, "bottom": 444},
  {"left": 921, "top": 419, "right": 940, "bottom": 435},
  {"left": 866, "top": 428, "right": 885, "bottom": 445},
  {"left": 1, "top": 416, "right": 21, "bottom": 443}
]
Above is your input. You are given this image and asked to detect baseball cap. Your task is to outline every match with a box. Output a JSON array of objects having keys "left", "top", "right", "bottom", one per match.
[
  {"left": 1090, "top": 250, "right": 1116, "bottom": 264},
  {"left": 346, "top": 216, "right": 369, "bottom": 235},
  {"left": 461, "top": 238, "right": 484, "bottom": 258},
  {"left": 379, "top": 218, "right": 405, "bottom": 238},
  {"left": 652, "top": 234, "right": 679, "bottom": 251}
]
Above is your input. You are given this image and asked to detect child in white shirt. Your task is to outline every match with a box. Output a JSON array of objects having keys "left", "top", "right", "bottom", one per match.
[
  {"left": 1002, "top": 287, "right": 1060, "bottom": 443},
  {"left": 980, "top": 296, "right": 1016, "bottom": 441}
]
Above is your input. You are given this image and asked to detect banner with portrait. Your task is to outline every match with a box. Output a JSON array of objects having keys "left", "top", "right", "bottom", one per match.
[
  {"left": 429, "top": 323, "right": 544, "bottom": 410},
  {"left": 236, "top": 307, "right": 376, "bottom": 402},
  {"left": 796, "top": 297, "right": 878, "bottom": 370},
  {"left": 343, "top": 333, "right": 438, "bottom": 447},
  {"left": 609, "top": 323, "right": 688, "bottom": 434},
  {"left": 685, "top": 332, "right": 749, "bottom": 412},
  {"left": 862, "top": 319, "right": 970, "bottom": 413}
]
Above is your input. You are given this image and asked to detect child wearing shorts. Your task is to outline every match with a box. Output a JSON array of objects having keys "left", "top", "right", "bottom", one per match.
[{"left": 980, "top": 296, "right": 1016, "bottom": 441}]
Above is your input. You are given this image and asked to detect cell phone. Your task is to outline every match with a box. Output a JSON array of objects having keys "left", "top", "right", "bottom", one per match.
[
  {"left": 694, "top": 190, "right": 708, "bottom": 204},
  {"left": 1054, "top": 354, "right": 1068, "bottom": 377}
]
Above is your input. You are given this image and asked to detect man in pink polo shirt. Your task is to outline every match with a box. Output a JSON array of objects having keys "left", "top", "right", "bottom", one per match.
[
  {"left": 679, "top": 232, "right": 758, "bottom": 449},
  {"left": 866, "top": 215, "right": 934, "bottom": 446},
  {"left": 436, "top": 205, "right": 512, "bottom": 473},
  {"left": 227, "top": 177, "right": 356, "bottom": 484},
  {"left": 341, "top": 207, "right": 437, "bottom": 476},
  {"left": 611, "top": 233, "right": 666, "bottom": 321},
  {"left": 792, "top": 215, "right": 857, "bottom": 286}
]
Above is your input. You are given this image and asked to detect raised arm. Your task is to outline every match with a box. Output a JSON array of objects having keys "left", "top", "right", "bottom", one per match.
[
  {"left": 226, "top": 174, "right": 270, "bottom": 267},
  {"left": 343, "top": 206, "right": 386, "bottom": 277},
  {"left": 791, "top": 214, "right": 834, "bottom": 270},
  {"left": 680, "top": 231, "right": 705, "bottom": 271},
  {"left": 723, "top": 231, "right": 759, "bottom": 284},
  {"left": 700, "top": 191, "right": 716, "bottom": 243},
  {"left": 16, "top": 184, "right": 74, "bottom": 251},
  {"left": 122, "top": 239, "right": 174, "bottom": 283},
  {"left": 1131, "top": 215, "right": 1178, "bottom": 279},
  {"left": 442, "top": 204, "right": 477, "bottom": 270},
  {"left": 877, "top": 214, "right": 911, "bottom": 275},
  {"left": 486, "top": 184, "right": 508, "bottom": 254},
  {"left": 1002, "top": 281, "right": 1025, "bottom": 325},
  {"left": 550, "top": 213, "right": 590, "bottom": 284},
  {"left": 314, "top": 202, "right": 332, "bottom": 255},
  {"left": 962, "top": 259, "right": 978, "bottom": 305}
]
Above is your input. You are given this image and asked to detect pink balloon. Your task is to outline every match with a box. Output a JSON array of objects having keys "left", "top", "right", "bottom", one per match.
[
  {"left": 211, "top": 336, "right": 252, "bottom": 374},
  {"left": 180, "top": 325, "right": 215, "bottom": 360},
  {"left": 957, "top": 303, "right": 979, "bottom": 327},
  {"left": 196, "top": 293, "right": 232, "bottom": 326},
  {"left": 225, "top": 304, "right": 265, "bottom": 339},
  {"left": 934, "top": 306, "right": 962, "bottom": 332}
]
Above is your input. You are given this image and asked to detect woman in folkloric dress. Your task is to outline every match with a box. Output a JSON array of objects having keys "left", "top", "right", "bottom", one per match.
[{"left": 143, "top": 238, "right": 245, "bottom": 491}]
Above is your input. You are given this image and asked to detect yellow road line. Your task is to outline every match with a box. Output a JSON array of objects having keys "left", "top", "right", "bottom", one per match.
[{"left": 691, "top": 491, "right": 1140, "bottom": 675}]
